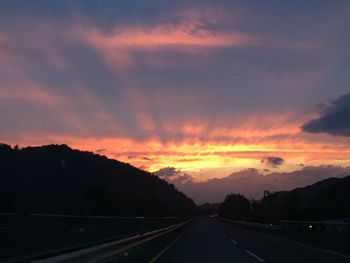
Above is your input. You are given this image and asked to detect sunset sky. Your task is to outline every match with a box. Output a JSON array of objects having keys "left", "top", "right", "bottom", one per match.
[{"left": 1, "top": 1, "right": 350, "bottom": 181}]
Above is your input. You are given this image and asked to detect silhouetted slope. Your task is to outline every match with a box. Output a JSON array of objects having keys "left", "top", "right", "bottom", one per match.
[
  {"left": 0, "top": 144, "right": 197, "bottom": 216},
  {"left": 260, "top": 175, "right": 350, "bottom": 222}
]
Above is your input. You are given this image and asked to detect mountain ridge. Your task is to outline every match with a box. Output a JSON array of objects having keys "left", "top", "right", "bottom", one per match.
[
  {"left": 260, "top": 174, "right": 350, "bottom": 222},
  {"left": 0, "top": 143, "right": 197, "bottom": 216}
]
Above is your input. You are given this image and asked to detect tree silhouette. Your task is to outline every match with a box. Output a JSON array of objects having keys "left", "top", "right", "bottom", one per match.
[{"left": 218, "top": 194, "right": 251, "bottom": 220}]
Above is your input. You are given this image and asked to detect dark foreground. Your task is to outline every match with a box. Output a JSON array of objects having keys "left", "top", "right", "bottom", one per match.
[{"left": 2, "top": 216, "right": 350, "bottom": 263}]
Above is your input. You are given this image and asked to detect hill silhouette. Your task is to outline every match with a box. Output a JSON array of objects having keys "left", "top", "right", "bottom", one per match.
[
  {"left": 257, "top": 175, "right": 350, "bottom": 223},
  {"left": 0, "top": 144, "right": 197, "bottom": 216},
  {"left": 218, "top": 175, "right": 350, "bottom": 223},
  {"left": 167, "top": 166, "right": 350, "bottom": 203}
]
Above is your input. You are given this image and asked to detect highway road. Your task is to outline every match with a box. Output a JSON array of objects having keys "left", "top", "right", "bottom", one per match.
[
  {"left": 150, "top": 217, "right": 350, "bottom": 263},
  {"left": 2, "top": 216, "right": 350, "bottom": 262}
]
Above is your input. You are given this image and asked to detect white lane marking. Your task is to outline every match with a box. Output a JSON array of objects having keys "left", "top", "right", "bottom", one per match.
[
  {"left": 230, "top": 239, "right": 238, "bottom": 245},
  {"left": 286, "top": 239, "right": 350, "bottom": 259},
  {"left": 263, "top": 233, "right": 350, "bottom": 259},
  {"left": 225, "top": 222, "right": 350, "bottom": 259},
  {"left": 245, "top": 250, "right": 265, "bottom": 262}
]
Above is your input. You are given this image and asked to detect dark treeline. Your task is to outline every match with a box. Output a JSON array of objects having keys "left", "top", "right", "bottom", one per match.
[
  {"left": 198, "top": 202, "right": 219, "bottom": 215},
  {"left": 0, "top": 144, "right": 197, "bottom": 216},
  {"left": 218, "top": 175, "right": 350, "bottom": 224}
]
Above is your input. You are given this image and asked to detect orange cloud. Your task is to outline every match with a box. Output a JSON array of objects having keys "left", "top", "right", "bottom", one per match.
[
  {"left": 2, "top": 80, "right": 349, "bottom": 181},
  {"left": 77, "top": 15, "right": 253, "bottom": 70},
  {"left": 162, "top": 112, "right": 305, "bottom": 142},
  {"left": 86, "top": 25, "right": 250, "bottom": 49},
  {"left": 9, "top": 117, "right": 350, "bottom": 181}
]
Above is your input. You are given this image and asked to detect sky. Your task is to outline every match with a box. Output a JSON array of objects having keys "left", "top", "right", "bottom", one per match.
[{"left": 1, "top": 0, "right": 350, "bottom": 185}]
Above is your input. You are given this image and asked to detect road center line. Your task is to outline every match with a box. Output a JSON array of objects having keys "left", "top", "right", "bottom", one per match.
[{"left": 245, "top": 250, "right": 265, "bottom": 262}]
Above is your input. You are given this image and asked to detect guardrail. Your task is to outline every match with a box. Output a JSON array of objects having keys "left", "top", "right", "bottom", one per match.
[
  {"left": 220, "top": 217, "right": 279, "bottom": 230},
  {"left": 280, "top": 220, "right": 350, "bottom": 233},
  {"left": 3, "top": 219, "right": 192, "bottom": 263},
  {"left": 220, "top": 217, "right": 350, "bottom": 234},
  {"left": 0, "top": 213, "right": 191, "bottom": 261},
  {"left": 0, "top": 213, "right": 178, "bottom": 219}
]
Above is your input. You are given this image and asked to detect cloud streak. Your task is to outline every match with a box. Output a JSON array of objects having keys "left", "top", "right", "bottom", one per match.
[
  {"left": 78, "top": 9, "right": 253, "bottom": 70},
  {"left": 84, "top": 25, "right": 250, "bottom": 49}
]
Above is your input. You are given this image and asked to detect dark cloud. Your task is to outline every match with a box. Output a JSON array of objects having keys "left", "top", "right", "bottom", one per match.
[
  {"left": 153, "top": 167, "right": 194, "bottom": 185},
  {"left": 261, "top": 156, "right": 284, "bottom": 167},
  {"left": 95, "top": 148, "right": 106, "bottom": 153},
  {"left": 153, "top": 167, "right": 180, "bottom": 178},
  {"left": 302, "top": 92, "right": 350, "bottom": 137},
  {"left": 128, "top": 155, "right": 152, "bottom": 161}
]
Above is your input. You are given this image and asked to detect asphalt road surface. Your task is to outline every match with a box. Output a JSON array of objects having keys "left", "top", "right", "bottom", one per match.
[{"left": 151, "top": 217, "right": 350, "bottom": 263}]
